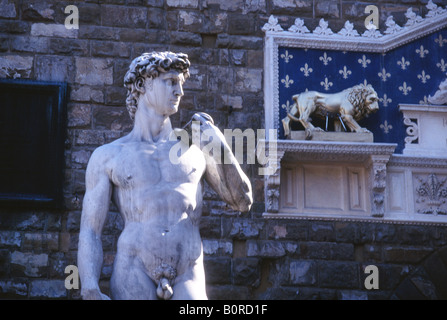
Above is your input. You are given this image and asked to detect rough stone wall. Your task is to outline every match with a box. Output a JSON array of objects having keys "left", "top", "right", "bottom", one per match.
[{"left": 0, "top": 0, "right": 447, "bottom": 299}]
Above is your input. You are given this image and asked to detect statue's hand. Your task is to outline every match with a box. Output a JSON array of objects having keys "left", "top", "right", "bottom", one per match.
[
  {"left": 81, "top": 287, "right": 111, "bottom": 300},
  {"left": 192, "top": 112, "right": 214, "bottom": 126}
]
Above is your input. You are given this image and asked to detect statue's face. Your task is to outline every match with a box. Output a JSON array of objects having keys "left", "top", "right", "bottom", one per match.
[
  {"left": 141, "top": 70, "right": 185, "bottom": 116},
  {"left": 366, "top": 92, "right": 379, "bottom": 113}
]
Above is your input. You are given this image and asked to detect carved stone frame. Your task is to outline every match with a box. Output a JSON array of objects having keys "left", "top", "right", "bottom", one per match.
[{"left": 261, "top": 2, "right": 447, "bottom": 224}]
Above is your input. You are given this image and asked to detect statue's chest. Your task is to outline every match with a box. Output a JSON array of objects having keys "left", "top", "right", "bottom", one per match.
[{"left": 111, "top": 142, "right": 205, "bottom": 188}]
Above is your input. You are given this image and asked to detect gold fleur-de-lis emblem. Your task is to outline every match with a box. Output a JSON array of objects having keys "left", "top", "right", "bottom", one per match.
[
  {"left": 416, "top": 45, "right": 429, "bottom": 58},
  {"left": 281, "top": 75, "right": 294, "bottom": 88},
  {"left": 378, "top": 68, "right": 391, "bottom": 82},
  {"left": 397, "top": 57, "right": 410, "bottom": 70},
  {"left": 399, "top": 82, "right": 412, "bottom": 95},
  {"left": 319, "top": 52, "right": 332, "bottom": 66},
  {"left": 320, "top": 77, "right": 333, "bottom": 91},
  {"left": 435, "top": 34, "right": 447, "bottom": 48},
  {"left": 339, "top": 66, "right": 352, "bottom": 79},
  {"left": 417, "top": 70, "right": 431, "bottom": 84},
  {"left": 280, "top": 50, "right": 293, "bottom": 63},
  {"left": 300, "top": 63, "right": 313, "bottom": 77},
  {"left": 358, "top": 55, "right": 371, "bottom": 68},
  {"left": 380, "top": 120, "right": 393, "bottom": 134}
]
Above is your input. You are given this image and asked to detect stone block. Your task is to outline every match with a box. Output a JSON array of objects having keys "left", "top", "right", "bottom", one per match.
[
  {"left": 36, "top": 55, "right": 74, "bottom": 82},
  {"left": 71, "top": 149, "right": 91, "bottom": 168},
  {"left": 91, "top": 40, "right": 131, "bottom": 58},
  {"left": 0, "top": 0, "right": 17, "bottom": 18},
  {"left": 68, "top": 104, "right": 92, "bottom": 128},
  {"left": 216, "top": 34, "right": 263, "bottom": 50},
  {"left": 300, "top": 242, "right": 354, "bottom": 260},
  {"left": 93, "top": 105, "right": 132, "bottom": 131},
  {"left": 318, "top": 261, "right": 359, "bottom": 289},
  {"left": 167, "top": 0, "right": 199, "bottom": 8},
  {"left": 199, "top": 216, "right": 222, "bottom": 238},
  {"left": 75, "top": 57, "right": 113, "bottom": 86},
  {"left": 0, "top": 20, "right": 29, "bottom": 34},
  {"left": 182, "top": 65, "right": 207, "bottom": 90},
  {"left": 204, "top": 0, "right": 244, "bottom": 12},
  {"left": 66, "top": 211, "right": 81, "bottom": 232},
  {"left": 22, "top": 233, "right": 59, "bottom": 252},
  {"left": 207, "top": 66, "right": 234, "bottom": 93},
  {"left": 49, "top": 38, "right": 89, "bottom": 56},
  {"left": 75, "top": 130, "right": 106, "bottom": 146},
  {"left": 228, "top": 15, "right": 255, "bottom": 35},
  {"left": 235, "top": 68, "right": 262, "bottom": 93},
  {"left": 10, "top": 251, "right": 48, "bottom": 277},
  {"left": 0, "top": 36, "right": 9, "bottom": 52},
  {"left": 218, "top": 94, "right": 243, "bottom": 110},
  {"left": 29, "top": 280, "right": 67, "bottom": 299},
  {"left": 79, "top": 25, "right": 118, "bottom": 41},
  {"left": 77, "top": 3, "right": 101, "bottom": 24},
  {"left": 383, "top": 246, "right": 433, "bottom": 263},
  {"left": 0, "top": 280, "right": 28, "bottom": 299},
  {"left": 309, "top": 222, "right": 336, "bottom": 242},
  {"left": 0, "top": 231, "right": 21, "bottom": 248},
  {"left": 21, "top": 1, "right": 55, "bottom": 21},
  {"left": 0, "top": 55, "right": 33, "bottom": 79},
  {"left": 289, "top": 259, "right": 317, "bottom": 286},
  {"left": 233, "top": 258, "right": 260, "bottom": 286},
  {"left": 170, "top": 31, "right": 202, "bottom": 46},
  {"left": 101, "top": 6, "right": 147, "bottom": 28},
  {"left": 31, "top": 23, "right": 78, "bottom": 38},
  {"left": 315, "top": 0, "right": 340, "bottom": 19},
  {"left": 204, "top": 257, "right": 231, "bottom": 284},
  {"left": 10, "top": 36, "right": 49, "bottom": 53},
  {"left": 246, "top": 240, "right": 286, "bottom": 257},
  {"left": 206, "top": 284, "right": 250, "bottom": 300},
  {"left": 203, "top": 239, "right": 233, "bottom": 256},
  {"left": 70, "top": 87, "right": 104, "bottom": 104},
  {"left": 179, "top": 10, "right": 203, "bottom": 32},
  {"left": 105, "top": 86, "right": 127, "bottom": 106},
  {"left": 229, "top": 218, "right": 264, "bottom": 239},
  {"left": 338, "top": 290, "right": 368, "bottom": 300}
]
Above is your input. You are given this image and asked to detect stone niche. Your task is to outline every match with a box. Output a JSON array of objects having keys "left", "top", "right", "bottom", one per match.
[
  {"left": 400, "top": 104, "right": 447, "bottom": 158},
  {"left": 261, "top": 140, "right": 397, "bottom": 220}
]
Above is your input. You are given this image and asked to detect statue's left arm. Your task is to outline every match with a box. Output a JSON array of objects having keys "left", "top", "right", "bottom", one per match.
[{"left": 193, "top": 114, "right": 253, "bottom": 213}]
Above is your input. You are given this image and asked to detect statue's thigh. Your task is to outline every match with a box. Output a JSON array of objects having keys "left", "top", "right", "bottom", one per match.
[
  {"left": 171, "top": 265, "right": 208, "bottom": 300},
  {"left": 110, "top": 255, "right": 157, "bottom": 300}
]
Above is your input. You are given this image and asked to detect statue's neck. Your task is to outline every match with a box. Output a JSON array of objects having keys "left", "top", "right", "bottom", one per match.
[{"left": 130, "top": 105, "right": 173, "bottom": 143}]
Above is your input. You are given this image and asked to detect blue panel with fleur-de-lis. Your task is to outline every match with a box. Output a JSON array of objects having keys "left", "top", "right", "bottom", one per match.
[{"left": 278, "top": 29, "right": 447, "bottom": 153}]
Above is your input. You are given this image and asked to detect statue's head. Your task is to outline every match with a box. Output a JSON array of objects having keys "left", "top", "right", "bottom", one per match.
[{"left": 124, "top": 51, "right": 190, "bottom": 121}]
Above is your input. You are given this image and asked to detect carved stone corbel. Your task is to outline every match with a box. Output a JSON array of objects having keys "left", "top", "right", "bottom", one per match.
[
  {"left": 367, "top": 155, "right": 392, "bottom": 217},
  {"left": 263, "top": 148, "right": 285, "bottom": 213}
]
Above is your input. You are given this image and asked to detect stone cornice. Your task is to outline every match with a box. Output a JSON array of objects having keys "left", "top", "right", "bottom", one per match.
[{"left": 262, "top": 1, "right": 447, "bottom": 53}]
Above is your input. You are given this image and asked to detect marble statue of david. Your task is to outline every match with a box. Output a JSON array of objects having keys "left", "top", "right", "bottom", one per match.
[{"left": 77, "top": 52, "right": 253, "bottom": 300}]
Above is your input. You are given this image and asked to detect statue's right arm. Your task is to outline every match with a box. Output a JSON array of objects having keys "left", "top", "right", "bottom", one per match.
[{"left": 77, "top": 148, "right": 112, "bottom": 300}]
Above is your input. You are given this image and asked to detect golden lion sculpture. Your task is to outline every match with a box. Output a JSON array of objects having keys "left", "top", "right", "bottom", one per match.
[{"left": 282, "top": 84, "right": 379, "bottom": 139}]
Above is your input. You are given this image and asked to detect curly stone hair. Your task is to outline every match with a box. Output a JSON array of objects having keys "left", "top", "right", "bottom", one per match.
[{"left": 123, "top": 51, "right": 190, "bottom": 121}]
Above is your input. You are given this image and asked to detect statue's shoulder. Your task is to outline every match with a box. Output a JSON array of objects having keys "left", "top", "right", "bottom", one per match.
[{"left": 88, "top": 140, "right": 123, "bottom": 169}]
